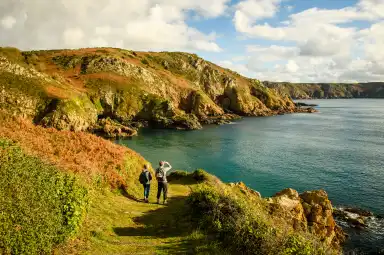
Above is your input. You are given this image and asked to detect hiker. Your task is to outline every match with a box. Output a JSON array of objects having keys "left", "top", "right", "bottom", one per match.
[
  {"left": 139, "top": 164, "right": 152, "bottom": 203},
  {"left": 156, "top": 161, "right": 172, "bottom": 204}
]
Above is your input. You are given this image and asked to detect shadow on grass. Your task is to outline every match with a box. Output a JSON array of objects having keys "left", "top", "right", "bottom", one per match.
[
  {"left": 113, "top": 196, "right": 219, "bottom": 254},
  {"left": 114, "top": 196, "right": 191, "bottom": 238}
]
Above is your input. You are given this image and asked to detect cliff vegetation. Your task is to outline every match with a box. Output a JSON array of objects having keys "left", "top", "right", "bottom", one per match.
[{"left": 1, "top": 47, "right": 302, "bottom": 138}]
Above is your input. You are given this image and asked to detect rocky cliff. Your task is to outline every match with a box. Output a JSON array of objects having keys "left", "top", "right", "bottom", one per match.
[
  {"left": 1, "top": 47, "right": 302, "bottom": 137},
  {"left": 268, "top": 188, "right": 346, "bottom": 249},
  {"left": 264, "top": 81, "right": 384, "bottom": 99}
]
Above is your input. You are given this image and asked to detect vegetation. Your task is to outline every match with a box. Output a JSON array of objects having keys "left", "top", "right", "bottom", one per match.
[
  {"left": 0, "top": 139, "right": 88, "bottom": 254},
  {"left": 0, "top": 46, "right": 349, "bottom": 254},
  {"left": 187, "top": 180, "right": 327, "bottom": 255},
  {"left": 264, "top": 81, "right": 384, "bottom": 99},
  {"left": 0, "top": 112, "right": 147, "bottom": 197},
  {"left": 0, "top": 112, "right": 342, "bottom": 254}
]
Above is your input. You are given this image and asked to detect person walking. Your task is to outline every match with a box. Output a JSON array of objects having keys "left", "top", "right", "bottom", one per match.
[
  {"left": 156, "top": 161, "right": 172, "bottom": 204},
  {"left": 139, "top": 164, "right": 152, "bottom": 203}
]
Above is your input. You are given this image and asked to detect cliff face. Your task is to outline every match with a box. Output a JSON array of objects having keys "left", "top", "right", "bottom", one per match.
[
  {"left": 0, "top": 47, "right": 297, "bottom": 136},
  {"left": 268, "top": 188, "right": 346, "bottom": 249},
  {"left": 264, "top": 81, "right": 384, "bottom": 99}
]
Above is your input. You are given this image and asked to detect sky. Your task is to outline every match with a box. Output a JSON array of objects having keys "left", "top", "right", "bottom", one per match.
[{"left": 1, "top": 0, "right": 384, "bottom": 83}]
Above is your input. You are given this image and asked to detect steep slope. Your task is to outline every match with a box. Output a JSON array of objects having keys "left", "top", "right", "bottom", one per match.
[
  {"left": 264, "top": 81, "right": 384, "bottom": 99},
  {"left": 0, "top": 47, "right": 298, "bottom": 137}
]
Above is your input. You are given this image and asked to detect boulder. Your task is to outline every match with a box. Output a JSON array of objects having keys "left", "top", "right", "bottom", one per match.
[
  {"left": 95, "top": 118, "right": 137, "bottom": 138},
  {"left": 300, "top": 190, "right": 346, "bottom": 246},
  {"left": 268, "top": 189, "right": 346, "bottom": 248}
]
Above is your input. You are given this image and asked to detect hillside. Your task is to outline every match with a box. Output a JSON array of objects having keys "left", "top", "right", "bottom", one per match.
[
  {"left": 0, "top": 114, "right": 345, "bottom": 254},
  {"left": 0, "top": 47, "right": 305, "bottom": 138},
  {"left": 0, "top": 47, "right": 346, "bottom": 254},
  {"left": 264, "top": 81, "right": 384, "bottom": 99}
]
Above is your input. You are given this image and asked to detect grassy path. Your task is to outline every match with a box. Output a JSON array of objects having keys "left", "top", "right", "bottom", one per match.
[{"left": 58, "top": 182, "right": 207, "bottom": 255}]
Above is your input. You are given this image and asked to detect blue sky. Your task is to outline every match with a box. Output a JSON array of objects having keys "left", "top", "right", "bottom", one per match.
[{"left": 0, "top": 0, "right": 383, "bottom": 82}]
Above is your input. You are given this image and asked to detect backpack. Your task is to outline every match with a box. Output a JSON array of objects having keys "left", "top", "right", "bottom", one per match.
[
  {"left": 139, "top": 171, "right": 152, "bottom": 184},
  {"left": 156, "top": 167, "right": 165, "bottom": 182}
]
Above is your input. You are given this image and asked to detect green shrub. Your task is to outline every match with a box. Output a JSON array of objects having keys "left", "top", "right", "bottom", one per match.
[
  {"left": 0, "top": 139, "right": 88, "bottom": 254},
  {"left": 192, "top": 169, "right": 212, "bottom": 182},
  {"left": 141, "top": 58, "right": 149, "bottom": 65},
  {"left": 187, "top": 184, "right": 327, "bottom": 255},
  {"left": 187, "top": 185, "right": 276, "bottom": 254},
  {"left": 282, "top": 235, "right": 320, "bottom": 255}
]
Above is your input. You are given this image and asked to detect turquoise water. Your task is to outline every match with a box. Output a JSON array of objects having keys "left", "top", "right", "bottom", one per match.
[{"left": 117, "top": 99, "right": 384, "bottom": 253}]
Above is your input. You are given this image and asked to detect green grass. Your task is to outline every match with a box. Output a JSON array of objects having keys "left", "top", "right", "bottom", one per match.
[
  {"left": 0, "top": 139, "right": 88, "bottom": 255},
  {"left": 57, "top": 173, "right": 227, "bottom": 255}
]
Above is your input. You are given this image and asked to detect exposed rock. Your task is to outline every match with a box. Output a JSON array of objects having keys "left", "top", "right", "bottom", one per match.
[
  {"left": 229, "top": 182, "right": 261, "bottom": 198},
  {"left": 333, "top": 207, "right": 373, "bottom": 229},
  {"left": 268, "top": 188, "right": 307, "bottom": 231},
  {"left": 40, "top": 96, "right": 98, "bottom": 132},
  {"left": 94, "top": 118, "right": 137, "bottom": 138},
  {"left": 268, "top": 189, "right": 346, "bottom": 248},
  {"left": 344, "top": 207, "right": 374, "bottom": 217},
  {"left": 300, "top": 190, "right": 346, "bottom": 247}
]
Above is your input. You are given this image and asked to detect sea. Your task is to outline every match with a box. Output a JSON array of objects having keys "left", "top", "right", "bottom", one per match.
[{"left": 117, "top": 99, "right": 384, "bottom": 254}]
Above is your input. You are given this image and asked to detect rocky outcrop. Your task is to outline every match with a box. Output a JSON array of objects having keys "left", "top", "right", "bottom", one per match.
[
  {"left": 268, "top": 189, "right": 346, "bottom": 248},
  {"left": 94, "top": 118, "right": 137, "bottom": 138},
  {"left": 229, "top": 182, "right": 261, "bottom": 198},
  {"left": 333, "top": 207, "right": 375, "bottom": 230},
  {"left": 40, "top": 96, "right": 98, "bottom": 132}
]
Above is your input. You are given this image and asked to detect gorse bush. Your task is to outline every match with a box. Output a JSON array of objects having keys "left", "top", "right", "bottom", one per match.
[{"left": 0, "top": 139, "right": 88, "bottom": 254}]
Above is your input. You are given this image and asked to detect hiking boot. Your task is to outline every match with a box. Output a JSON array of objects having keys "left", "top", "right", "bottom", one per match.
[
  {"left": 163, "top": 200, "right": 167, "bottom": 205},
  {"left": 145, "top": 198, "right": 149, "bottom": 203}
]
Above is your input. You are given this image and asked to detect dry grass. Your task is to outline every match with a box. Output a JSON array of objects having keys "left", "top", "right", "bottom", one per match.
[{"left": 0, "top": 111, "right": 147, "bottom": 193}]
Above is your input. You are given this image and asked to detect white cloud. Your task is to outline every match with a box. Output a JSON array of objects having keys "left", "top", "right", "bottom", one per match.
[
  {"left": 233, "top": 0, "right": 384, "bottom": 82},
  {"left": 63, "top": 28, "right": 84, "bottom": 47},
  {"left": 218, "top": 60, "right": 251, "bottom": 75},
  {"left": 247, "top": 45, "right": 298, "bottom": 61},
  {"left": 1, "top": 15, "right": 16, "bottom": 29},
  {"left": 285, "top": 60, "right": 299, "bottom": 73},
  {"left": 0, "top": 0, "right": 226, "bottom": 52}
]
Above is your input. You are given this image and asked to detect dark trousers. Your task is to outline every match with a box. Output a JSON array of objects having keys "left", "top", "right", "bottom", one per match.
[
  {"left": 157, "top": 182, "right": 168, "bottom": 201},
  {"left": 143, "top": 184, "right": 150, "bottom": 199}
]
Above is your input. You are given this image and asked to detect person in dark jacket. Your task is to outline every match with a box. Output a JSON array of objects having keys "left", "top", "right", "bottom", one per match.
[
  {"left": 139, "top": 164, "right": 152, "bottom": 203},
  {"left": 155, "top": 161, "right": 172, "bottom": 204}
]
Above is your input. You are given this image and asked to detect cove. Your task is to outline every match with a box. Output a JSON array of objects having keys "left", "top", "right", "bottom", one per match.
[{"left": 117, "top": 99, "right": 384, "bottom": 253}]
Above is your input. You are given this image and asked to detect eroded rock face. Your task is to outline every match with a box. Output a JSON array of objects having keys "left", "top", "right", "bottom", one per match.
[
  {"left": 94, "top": 118, "right": 137, "bottom": 138},
  {"left": 268, "top": 189, "right": 346, "bottom": 248},
  {"left": 40, "top": 96, "right": 98, "bottom": 132},
  {"left": 300, "top": 190, "right": 346, "bottom": 247}
]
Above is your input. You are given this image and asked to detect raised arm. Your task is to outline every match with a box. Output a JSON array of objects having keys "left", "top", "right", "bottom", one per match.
[{"left": 163, "top": 161, "right": 172, "bottom": 173}]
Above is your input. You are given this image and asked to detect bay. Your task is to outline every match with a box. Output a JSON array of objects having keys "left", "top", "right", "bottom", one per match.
[{"left": 117, "top": 99, "right": 384, "bottom": 253}]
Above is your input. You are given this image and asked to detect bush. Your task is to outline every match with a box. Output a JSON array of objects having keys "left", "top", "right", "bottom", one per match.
[
  {"left": 187, "top": 184, "right": 326, "bottom": 255},
  {"left": 192, "top": 169, "right": 211, "bottom": 182},
  {"left": 0, "top": 139, "right": 88, "bottom": 254},
  {"left": 187, "top": 185, "right": 276, "bottom": 255}
]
